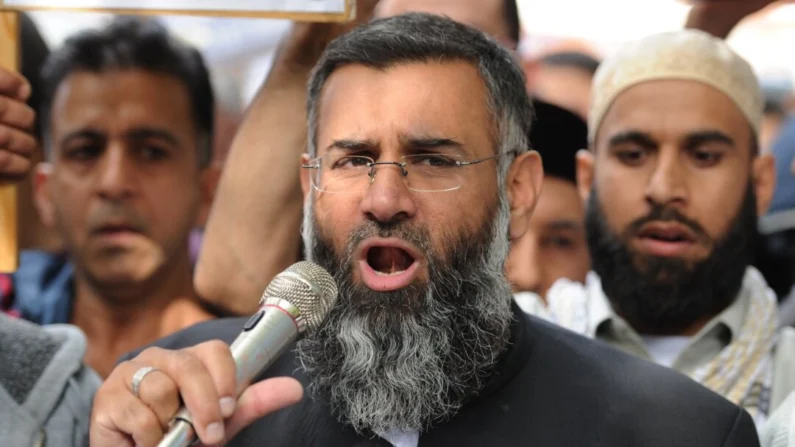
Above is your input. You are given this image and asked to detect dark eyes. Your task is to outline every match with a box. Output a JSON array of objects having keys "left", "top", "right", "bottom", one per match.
[
  {"left": 64, "top": 144, "right": 102, "bottom": 161},
  {"left": 141, "top": 145, "right": 169, "bottom": 161},
  {"left": 62, "top": 143, "right": 170, "bottom": 162},
  {"left": 690, "top": 149, "right": 723, "bottom": 166},
  {"left": 330, "top": 154, "right": 459, "bottom": 169},
  {"left": 613, "top": 147, "right": 723, "bottom": 167},
  {"left": 615, "top": 147, "right": 646, "bottom": 166},
  {"left": 542, "top": 235, "right": 577, "bottom": 250}
]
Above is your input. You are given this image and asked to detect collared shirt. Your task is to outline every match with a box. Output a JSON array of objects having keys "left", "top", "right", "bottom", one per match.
[
  {"left": 543, "top": 270, "right": 795, "bottom": 412},
  {"left": 583, "top": 272, "right": 747, "bottom": 374}
]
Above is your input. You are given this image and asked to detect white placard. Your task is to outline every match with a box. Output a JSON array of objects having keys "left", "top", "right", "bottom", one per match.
[{"left": 1, "top": 0, "right": 350, "bottom": 17}]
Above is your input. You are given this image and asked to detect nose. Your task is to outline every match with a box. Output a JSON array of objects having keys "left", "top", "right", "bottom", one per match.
[
  {"left": 359, "top": 162, "right": 417, "bottom": 225},
  {"left": 507, "top": 235, "right": 543, "bottom": 295},
  {"left": 96, "top": 143, "right": 137, "bottom": 202},
  {"left": 645, "top": 149, "right": 688, "bottom": 208}
]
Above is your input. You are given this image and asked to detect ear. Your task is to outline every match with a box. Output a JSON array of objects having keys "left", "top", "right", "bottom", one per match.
[
  {"left": 196, "top": 163, "right": 222, "bottom": 228},
  {"left": 33, "top": 162, "right": 56, "bottom": 228},
  {"left": 752, "top": 153, "right": 776, "bottom": 216},
  {"left": 507, "top": 150, "right": 543, "bottom": 240},
  {"left": 575, "top": 149, "right": 595, "bottom": 203},
  {"left": 300, "top": 153, "right": 311, "bottom": 201}
]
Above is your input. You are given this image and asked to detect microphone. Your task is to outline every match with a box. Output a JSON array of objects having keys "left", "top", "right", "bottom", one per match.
[{"left": 157, "top": 261, "right": 338, "bottom": 447}]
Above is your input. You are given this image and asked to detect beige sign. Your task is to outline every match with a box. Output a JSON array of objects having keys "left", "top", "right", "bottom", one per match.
[{"left": 0, "top": 0, "right": 356, "bottom": 21}]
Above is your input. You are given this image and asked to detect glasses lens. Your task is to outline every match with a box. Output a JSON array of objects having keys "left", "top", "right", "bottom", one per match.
[
  {"left": 309, "top": 154, "right": 466, "bottom": 193},
  {"left": 402, "top": 154, "right": 462, "bottom": 192},
  {"left": 313, "top": 156, "right": 371, "bottom": 193}
]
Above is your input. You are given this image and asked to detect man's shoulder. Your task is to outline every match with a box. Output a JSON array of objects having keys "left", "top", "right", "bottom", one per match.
[
  {"left": 526, "top": 314, "right": 736, "bottom": 406},
  {"left": 0, "top": 314, "right": 98, "bottom": 446},
  {"left": 8, "top": 251, "right": 73, "bottom": 324},
  {"left": 518, "top": 315, "right": 759, "bottom": 445}
]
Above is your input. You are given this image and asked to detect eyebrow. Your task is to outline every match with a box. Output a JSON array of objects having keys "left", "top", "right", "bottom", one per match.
[
  {"left": 607, "top": 130, "right": 657, "bottom": 149},
  {"left": 126, "top": 128, "right": 180, "bottom": 147},
  {"left": 59, "top": 127, "right": 180, "bottom": 148},
  {"left": 326, "top": 139, "right": 379, "bottom": 153},
  {"left": 682, "top": 130, "right": 735, "bottom": 150},
  {"left": 399, "top": 136, "right": 464, "bottom": 153},
  {"left": 546, "top": 220, "right": 584, "bottom": 232},
  {"left": 325, "top": 136, "right": 465, "bottom": 154},
  {"left": 60, "top": 129, "right": 105, "bottom": 147}
]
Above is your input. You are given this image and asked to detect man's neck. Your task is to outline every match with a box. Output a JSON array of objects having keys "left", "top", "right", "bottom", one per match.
[{"left": 71, "top": 256, "right": 199, "bottom": 377}]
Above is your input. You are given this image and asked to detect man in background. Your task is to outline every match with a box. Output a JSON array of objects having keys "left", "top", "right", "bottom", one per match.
[
  {"left": 0, "top": 68, "right": 98, "bottom": 447},
  {"left": 507, "top": 101, "right": 590, "bottom": 312},
  {"left": 546, "top": 29, "right": 795, "bottom": 425},
  {"left": 1, "top": 17, "right": 218, "bottom": 377},
  {"left": 525, "top": 50, "right": 600, "bottom": 120}
]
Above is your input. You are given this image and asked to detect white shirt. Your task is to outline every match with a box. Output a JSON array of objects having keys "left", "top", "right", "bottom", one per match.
[
  {"left": 641, "top": 335, "right": 692, "bottom": 368},
  {"left": 380, "top": 429, "right": 419, "bottom": 447}
]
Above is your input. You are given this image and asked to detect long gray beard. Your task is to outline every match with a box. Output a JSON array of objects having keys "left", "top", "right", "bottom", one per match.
[{"left": 297, "top": 191, "right": 513, "bottom": 435}]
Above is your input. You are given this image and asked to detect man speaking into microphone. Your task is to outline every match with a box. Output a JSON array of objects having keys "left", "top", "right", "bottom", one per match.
[{"left": 91, "top": 14, "right": 759, "bottom": 446}]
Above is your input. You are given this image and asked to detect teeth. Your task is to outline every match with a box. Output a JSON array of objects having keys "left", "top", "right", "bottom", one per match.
[{"left": 374, "top": 269, "right": 406, "bottom": 276}]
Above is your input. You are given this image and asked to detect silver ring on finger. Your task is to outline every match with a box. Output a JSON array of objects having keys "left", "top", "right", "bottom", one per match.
[{"left": 131, "top": 366, "right": 159, "bottom": 399}]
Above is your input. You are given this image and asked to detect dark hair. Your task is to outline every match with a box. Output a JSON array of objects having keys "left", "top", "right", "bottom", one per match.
[
  {"left": 307, "top": 13, "right": 533, "bottom": 182},
  {"left": 530, "top": 99, "right": 586, "bottom": 185},
  {"left": 39, "top": 16, "right": 214, "bottom": 168},
  {"left": 540, "top": 51, "right": 601, "bottom": 77},
  {"left": 503, "top": 0, "right": 520, "bottom": 45}
]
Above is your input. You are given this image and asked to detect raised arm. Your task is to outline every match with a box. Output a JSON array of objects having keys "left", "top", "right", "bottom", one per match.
[
  {"left": 195, "top": 2, "right": 379, "bottom": 316},
  {"left": 685, "top": 0, "right": 778, "bottom": 39}
]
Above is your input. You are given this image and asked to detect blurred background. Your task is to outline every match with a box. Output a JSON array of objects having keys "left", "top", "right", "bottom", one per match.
[{"left": 25, "top": 0, "right": 795, "bottom": 132}]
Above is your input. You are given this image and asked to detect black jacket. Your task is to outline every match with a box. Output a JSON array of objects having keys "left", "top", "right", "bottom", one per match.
[{"left": 133, "top": 305, "right": 759, "bottom": 446}]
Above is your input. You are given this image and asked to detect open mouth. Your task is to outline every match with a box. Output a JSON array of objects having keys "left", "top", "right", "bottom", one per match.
[
  {"left": 367, "top": 246, "right": 415, "bottom": 276},
  {"left": 638, "top": 223, "right": 695, "bottom": 243},
  {"left": 635, "top": 222, "right": 696, "bottom": 256},
  {"left": 357, "top": 238, "right": 422, "bottom": 291}
]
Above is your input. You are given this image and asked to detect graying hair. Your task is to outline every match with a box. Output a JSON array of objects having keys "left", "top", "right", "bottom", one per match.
[
  {"left": 297, "top": 15, "right": 522, "bottom": 433},
  {"left": 305, "top": 13, "right": 534, "bottom": 185}
]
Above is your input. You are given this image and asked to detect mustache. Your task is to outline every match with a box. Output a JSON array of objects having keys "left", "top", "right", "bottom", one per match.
[
  {"left": 345, "top": 220, "right": 433, "bottom": 259},
  {"left": 85, "top": 204, "right": 148, "bottom": 233},
  {"left": 624, "top": 204, "right": 710, "bottom": 245}
]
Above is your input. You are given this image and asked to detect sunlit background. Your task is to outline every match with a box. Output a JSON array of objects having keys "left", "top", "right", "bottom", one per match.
[{"left": 25, "top": 0, "right": 795, "bottom": 109}]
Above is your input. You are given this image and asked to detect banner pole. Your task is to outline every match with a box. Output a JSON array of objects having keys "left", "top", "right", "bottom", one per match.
[{"left": 0, "top": 11, "right": 18, "bottom": 273}]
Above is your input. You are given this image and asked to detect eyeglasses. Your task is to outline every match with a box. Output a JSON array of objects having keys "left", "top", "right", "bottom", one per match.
[{"left": 302, "top": 151, "right": 515, "bottom": 194}]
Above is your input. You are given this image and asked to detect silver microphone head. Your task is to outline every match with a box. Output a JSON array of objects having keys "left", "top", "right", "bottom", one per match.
[{"left": 260, "top": 261, "right": 338, "bottom": 333}]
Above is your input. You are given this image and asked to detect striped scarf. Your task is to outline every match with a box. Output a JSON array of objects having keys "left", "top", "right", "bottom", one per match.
[{"left": 545, "top": 267, "right": 777, "bottom": 426}]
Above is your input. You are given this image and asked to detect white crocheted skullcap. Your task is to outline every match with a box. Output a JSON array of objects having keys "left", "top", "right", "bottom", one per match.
[{"left": 588, "top": 29, "right": 763, "bottom": 143}]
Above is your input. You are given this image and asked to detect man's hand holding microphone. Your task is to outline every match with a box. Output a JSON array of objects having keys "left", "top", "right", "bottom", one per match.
[
  {"left": 91, "top": 261, "right": 339, "bottom": 446},
  {"left": 90, "top": 341, "right": 304, "bottom": 446}
]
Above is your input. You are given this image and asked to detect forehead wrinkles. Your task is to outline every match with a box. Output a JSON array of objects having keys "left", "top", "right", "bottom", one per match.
[{"left": 313, "top": 62, "right": 500, "bottom": 155}]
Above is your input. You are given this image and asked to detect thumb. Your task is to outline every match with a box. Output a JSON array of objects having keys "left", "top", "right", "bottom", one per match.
[{"left": 224, "top": 377, "right": 304, "bottom": 440}]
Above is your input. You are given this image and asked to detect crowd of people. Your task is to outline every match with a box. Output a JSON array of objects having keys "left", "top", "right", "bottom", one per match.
[{"left": 3, "top": 0, "right": 795, "bottom": 445}]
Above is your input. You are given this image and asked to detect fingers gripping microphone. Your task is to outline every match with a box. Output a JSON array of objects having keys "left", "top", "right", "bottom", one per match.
[{"left": 158, "top": 261, "right": 338, "bottom": 447}]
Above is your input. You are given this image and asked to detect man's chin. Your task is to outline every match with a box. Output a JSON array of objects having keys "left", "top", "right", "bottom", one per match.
[{"left": 86, "top": 260, "right": 160, "bottom": 287}]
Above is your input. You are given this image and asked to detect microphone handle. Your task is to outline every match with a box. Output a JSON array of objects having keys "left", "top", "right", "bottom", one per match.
[{"left": 157, "top": 298, "right": 301, "bottom": 447}]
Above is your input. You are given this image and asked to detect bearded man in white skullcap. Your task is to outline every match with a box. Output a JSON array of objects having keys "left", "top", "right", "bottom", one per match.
[{"left": 544, "top": 29, "right": 795, "bottom": 426}]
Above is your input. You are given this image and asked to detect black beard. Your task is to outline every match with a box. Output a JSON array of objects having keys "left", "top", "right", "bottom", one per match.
[
  {"left": 297, "top": 210, "right": 513, "bottom": 435},
  {"left": 585, "top": 185, "right": 758, "bottom": 335}
]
